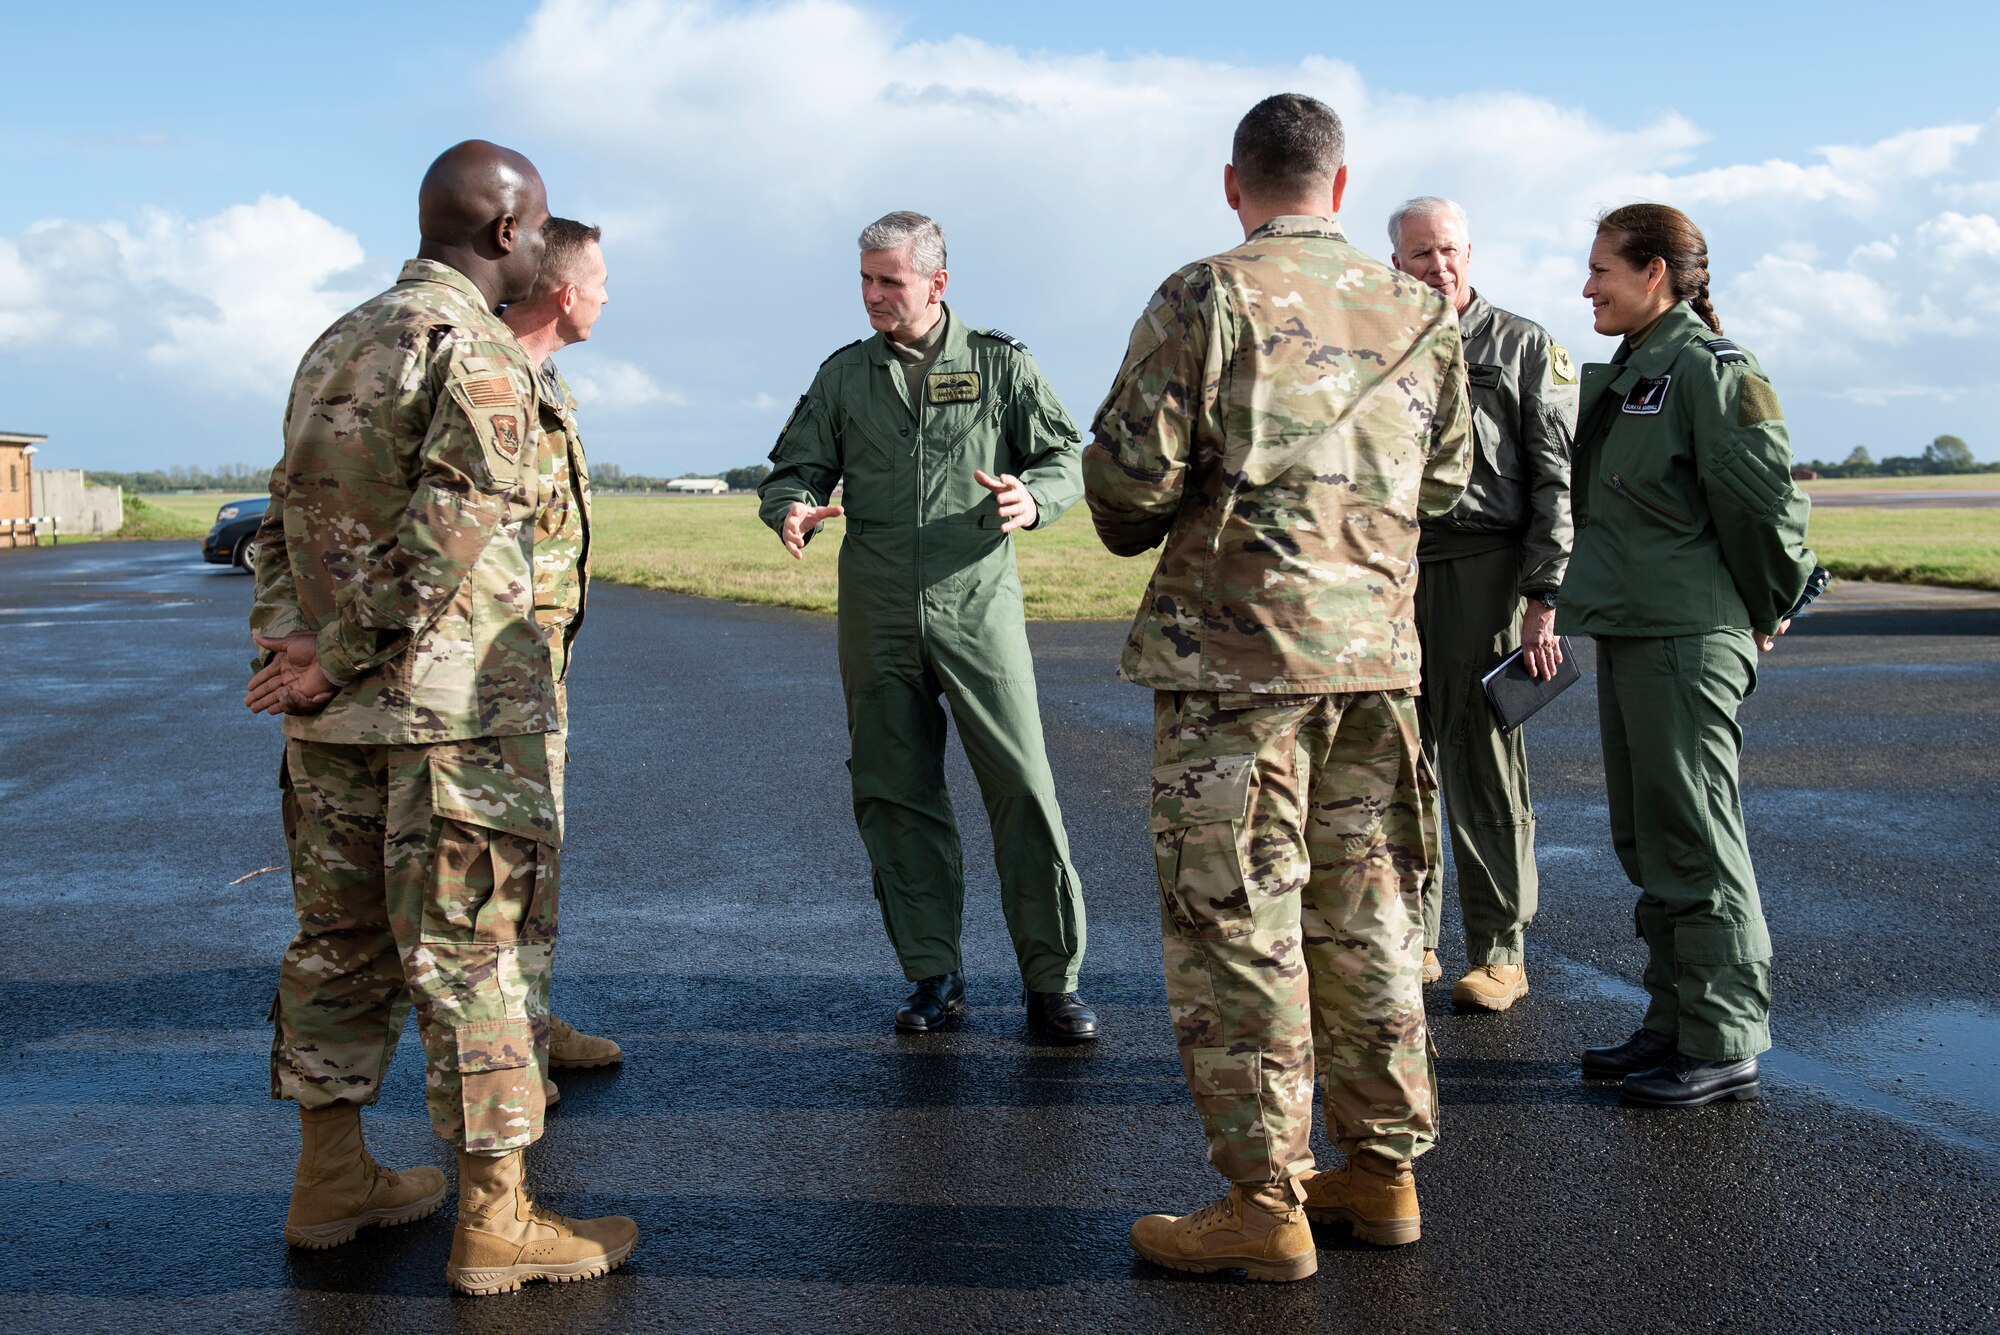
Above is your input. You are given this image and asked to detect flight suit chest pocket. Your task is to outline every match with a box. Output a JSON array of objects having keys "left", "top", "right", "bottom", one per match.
[
  {"left": 422, "top": 734, "right": 560, "bottom": 946},
  {"left": 1150, "top": 754, "right": 1257, "bottom": 940}
]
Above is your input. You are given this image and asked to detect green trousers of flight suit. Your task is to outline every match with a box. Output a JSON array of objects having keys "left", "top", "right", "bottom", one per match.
[
  {"left": 1595, "top": 629, "right": 1772, "bottom": 1060},
  {"left": 1415, "top": 546, "right": 1538, "bottom": 964}
]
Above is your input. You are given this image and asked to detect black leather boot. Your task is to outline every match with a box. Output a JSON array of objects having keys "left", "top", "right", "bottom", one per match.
[
  {"left": 1580, "top": 1027, "right": 1676, "bottom": 1078},
  {"left": 1621, "top": 1053, "right": 1761, "bottom": 1107},
  {"left": 894, "top": 972, "right": 966, "bottom": 1033},
  {"left": 1024, "top": 988, "right": 1099, "bottom": 1044}
]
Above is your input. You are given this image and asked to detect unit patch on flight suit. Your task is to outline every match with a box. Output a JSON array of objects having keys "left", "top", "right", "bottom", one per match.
[
  {"left": 1622, "top": 376, "right": 1671, "bottom": 414},
  {"left": 926, "top": 371, "right": 982, "bottom": 405},
  {"left": 1550, "top": 345, "right": 1577, "bottom": 384}
]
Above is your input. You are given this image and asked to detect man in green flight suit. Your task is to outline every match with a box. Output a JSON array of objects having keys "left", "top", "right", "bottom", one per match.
[{"left": 759, "top": 210, "right": 1097, "bottom": 1042}]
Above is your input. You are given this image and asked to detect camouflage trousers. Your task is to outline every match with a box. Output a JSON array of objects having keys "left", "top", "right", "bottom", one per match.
[
  {"left": 1151, "top": 689, "right": 1439, "bottom": 1185},
  {"left": 270, "top": 733, "right": 560, "bottom": 1154}
]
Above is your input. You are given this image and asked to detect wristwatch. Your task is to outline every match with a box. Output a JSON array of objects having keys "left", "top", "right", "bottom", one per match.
[{"left": 1532, "top": 590, "right": 1558, "bottom": 609}]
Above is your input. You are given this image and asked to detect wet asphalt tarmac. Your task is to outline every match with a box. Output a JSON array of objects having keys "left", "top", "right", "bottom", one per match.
[{"left": 3, "top": 541, "right": 1997, "bottom": 1334}]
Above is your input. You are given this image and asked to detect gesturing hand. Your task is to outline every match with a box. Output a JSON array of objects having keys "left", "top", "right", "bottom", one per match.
[
  {"left": 1519, "top": 602, "right": 1563, "bottom": 680},
  {"left": 780, "top": 501, "right": 845, "bottom": 560},
  {"left": 973, "top": 469, "right": 1038, "bottom": 534},
  {"left": 246, "top": 631, "right": 337, "bottom": 716},
  {"left": 1754, "top": 619, "right": 1793, "bottom": 652}
]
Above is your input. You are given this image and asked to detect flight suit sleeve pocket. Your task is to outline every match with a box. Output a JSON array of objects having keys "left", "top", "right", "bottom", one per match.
[
  {"left": 1150, "top": 754, "right": 1257, "bottom": 940},
  {"left": 1705, "top": 433, "right": 1790, "bottom": 520},
  {"left": 453, "top": 1017, "right": 543, "bottom": 1153}
]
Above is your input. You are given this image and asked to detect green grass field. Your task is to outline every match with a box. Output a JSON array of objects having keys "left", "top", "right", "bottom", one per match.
[{"left": 118, "top": 487, "right": 2000, "bottom": 609}]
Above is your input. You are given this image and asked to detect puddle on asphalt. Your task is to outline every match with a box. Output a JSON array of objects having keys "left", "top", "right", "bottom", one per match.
[{"left": 1841, "top": 1002, "right": 2000, "bottom": 1114}]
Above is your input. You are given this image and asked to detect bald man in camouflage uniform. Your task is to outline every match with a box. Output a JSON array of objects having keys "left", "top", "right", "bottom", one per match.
[
  {"left": 246, "top": 142, "right": 636, "bottom": 1296},
  {"left": 1086, "top": 95, "right": 1470, "bottom": 1280}
]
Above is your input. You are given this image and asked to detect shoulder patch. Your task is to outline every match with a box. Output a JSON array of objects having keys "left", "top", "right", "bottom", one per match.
[
  {"left": 1549, "top": 345, "right": 1577, "bottom": 385},
  {"left": 977, "top": 328, "right": 1030, "bottom": 353},
  {"left": 1736, "top": 374, "right": 1784, "bottom": 426},
  {"left": 1702, "top": 337, "right": 1749, "bottom": 365},
  {"left": 458, "top": 375, "right": 519, "bottom": 408},
  {"left": 769, "top": 394, "right": 811, "bottom": 462},
  {"left": 819, "top": 339, "right": 862, "bottom": 369}
]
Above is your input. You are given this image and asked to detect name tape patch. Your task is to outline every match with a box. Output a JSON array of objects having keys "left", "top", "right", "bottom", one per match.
[
  {"left": 1622, "top": 375, "right": 1671, "bottom": 415},
  {"left": 926, "top": 371, "right": 982, "bottom": 405}
]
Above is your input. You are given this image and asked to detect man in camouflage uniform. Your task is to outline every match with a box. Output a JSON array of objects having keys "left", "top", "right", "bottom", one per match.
[
  {"left": 1388, "top": 197, "right": 1576, "bottom": 1011},
  {"left": 245, "top": 141, "right": 636, "bottom": 1296},
  {"left": 1084, "top": 96, "right": 1471, "bottom": 1279},
  {"left": 501, "top": 218, "right": 622, "bottom": 1097}
]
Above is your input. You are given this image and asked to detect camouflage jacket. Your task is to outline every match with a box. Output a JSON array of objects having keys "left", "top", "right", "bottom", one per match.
[
  {"left": 250, "top": 258, "right": 556, "bottom": 745},
  {"left": 1421, "top": 289, "right": 1576, "bottom": 595},
  {"left": 1083, "top": 216, "right": 1472, "bottom": 693},
  {"left": 532, "top": 358, "right": 591, "bottom": 689}
]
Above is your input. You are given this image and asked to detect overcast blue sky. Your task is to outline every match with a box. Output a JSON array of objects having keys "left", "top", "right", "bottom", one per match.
[{"left": 6, "top": 0, "right": 1999, "bottom": 476}]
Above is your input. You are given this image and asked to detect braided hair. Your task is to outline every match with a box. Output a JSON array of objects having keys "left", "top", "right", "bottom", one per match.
[{"left": 1596, "top": 203, "right": 1722, "bottom": 334}]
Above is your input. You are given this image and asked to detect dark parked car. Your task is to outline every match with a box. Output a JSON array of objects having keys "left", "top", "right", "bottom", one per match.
[{"left": 202, "top": 496, "right": 267, "bottom": 572}]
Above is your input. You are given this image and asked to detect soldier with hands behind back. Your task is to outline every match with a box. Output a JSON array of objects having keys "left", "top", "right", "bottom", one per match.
[
  {"left": 1388, "top": 196, "right": 1576, "bottom": 1011},
  {"left": 1085, "top": 94, "right": 1471, "bottom": 1280},
  {"left": 245, "top": 142, "right": 637, "bottom": 1296},
  {"left": 758, "top": 211, "right": 1100, "bottom": 1044}
]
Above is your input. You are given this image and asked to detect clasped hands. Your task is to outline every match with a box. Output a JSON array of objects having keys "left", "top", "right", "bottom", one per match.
[
  {"left": 245, "top": 631, "right": 336, "bottom": 715},
  {"left": 779, "top": 469, "right": 1038, "bottom": 559}
]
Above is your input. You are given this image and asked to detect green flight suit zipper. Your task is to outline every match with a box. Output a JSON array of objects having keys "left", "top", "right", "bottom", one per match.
[
  {"left": 1609, "top": 472, "right": 1691, "bottom": 526},
  {"left": 941, "top": 397, "right": 1004, "bottom": 456}
]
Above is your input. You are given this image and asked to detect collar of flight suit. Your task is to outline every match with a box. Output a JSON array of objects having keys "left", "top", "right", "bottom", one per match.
[
  {"left": 1457, "top": 288, "right": 1494, "bottom": 344},
  {"left": 1612, "top": 301, "right": 1709, "bottom": 381},
  {"left": 1243, "top": 214, "right": 1349, "bottom": 244},
  {"left": 865, "top": 302, "right": 971, "bottom": 368}
]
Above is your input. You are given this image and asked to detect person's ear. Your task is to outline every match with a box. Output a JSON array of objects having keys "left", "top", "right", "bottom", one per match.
[
  {"left": 930, "top": 267, "right": 949, "bottom": 303},
  {"left": 1224, "top": 163, "right": 1242, "bottom": 212},
  {"left": 1328, "top": 163, "right": 1349, "bottom": 215},
  {"left": 556, "top": 282, "right": 578, "bottom": 316},
  {"left": 494, "top": 213, "right": 519, "bottom": 256},
  {"left": 1646, "top": 256, "right": 1668, "bottom": 294}
]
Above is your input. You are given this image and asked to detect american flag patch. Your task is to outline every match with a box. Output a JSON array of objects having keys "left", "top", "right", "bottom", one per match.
[{"left": 460, "top": 377, "right": 516, "bottom": 407}]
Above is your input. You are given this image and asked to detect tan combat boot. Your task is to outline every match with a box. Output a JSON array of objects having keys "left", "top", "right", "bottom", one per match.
[
  {"left": 544, "top": 1074, "right": 560, "bottom": 1107},
  {"left": 283, "top": 1103, "right": 448, "bottom": 1249},
  {"left": 548, "top": 1014, "right": 623, "bottom": 1069},
  {"left": 1129, "top": 1182, "right": 1317, "bottom": 1282},
  {"left": 1301, "top": 1151, "right": 1421, "bottom": 1246},
  {"left": 1421, "top": 950, "right": 1443, "bottom": 984},
  {"left": 1452, "top": 963, "right": 1529, "bottom": 1011},
  {"left": 446, "top": 1149, "right": 639, "bottom": 1295}
]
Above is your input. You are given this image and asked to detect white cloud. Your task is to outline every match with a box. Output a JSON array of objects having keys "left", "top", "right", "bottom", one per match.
[
  {"left": 0, "top": 195, "right": 371, "bottom": 396},
  {"left": 564, "top": 356, "right": 686, "bottom": 409},
  {"left": 1915, "top": 210, "right": 2000, "bottom": 265},
  {"left": 1651, "top": 123, "right": 1983, "bottom": 210}
]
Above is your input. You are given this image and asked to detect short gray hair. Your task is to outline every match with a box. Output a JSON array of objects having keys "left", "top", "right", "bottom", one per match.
[
  {"left": 858, "top": 210, "right": 947, "bottom": 276},
  {"left": 1388, "top": 196, "right": 1470, "bottom": 252}
]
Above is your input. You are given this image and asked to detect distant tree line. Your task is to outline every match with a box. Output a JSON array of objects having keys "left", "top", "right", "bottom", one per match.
[
  {"left": 85, "top": 464, "right": 269, "bottom": 494},
  {"left": 1798, "top": 435, "right": 1997, "bottom": 478},
  {"left": 594, "top": 463, "right": 771, "bottom": 491}
]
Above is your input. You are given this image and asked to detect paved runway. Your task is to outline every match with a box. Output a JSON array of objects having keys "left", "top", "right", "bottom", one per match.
[{"left": 3, "top": 542, "right": 1997, "bottom": 1333}]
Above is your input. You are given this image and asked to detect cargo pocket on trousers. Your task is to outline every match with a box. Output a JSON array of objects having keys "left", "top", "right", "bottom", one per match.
[
  {"left": 1674, "top": 919, "right": 1773, "bottom": 966},
  {"left": 454, "top": 1016, "right": 543, "bottom": 1152},
  {"left": 1150, "top": 754, "right": 1258, "bottom": 940},
  {"left": 423, "top": 737, "right": 560, "bottom": 946}
]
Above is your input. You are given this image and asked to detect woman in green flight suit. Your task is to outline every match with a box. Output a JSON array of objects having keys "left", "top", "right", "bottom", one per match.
[{"left": 1558, "top": 203, "right": 1825, "bottom": 1108}]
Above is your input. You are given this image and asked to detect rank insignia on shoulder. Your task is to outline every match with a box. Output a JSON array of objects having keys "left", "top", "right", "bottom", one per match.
[
  {"left": 926, "top": 371, "right": 981, "bottom": 405},
  {"left": 1550, "top": 345, "right": 1578, "bottom": 384},
  {"left": 819, "top": 339, "right": 862, "bottom": 368},
  {"left": 1468, "top": 363, "right": 1502, "bottom": 390},
  {"left": 1701, "top": 337, "right": 1748, "bottom": 365},
  {"left": 979, "top": 328, "right": 1030, "bottom": 352},
  {"left": 1622, "top": 375, "right": 1671, "bottom": 414}
]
